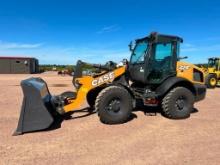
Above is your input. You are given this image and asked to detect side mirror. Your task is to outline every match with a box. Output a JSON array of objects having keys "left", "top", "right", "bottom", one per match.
[
  {"left": 178, "top": 56, "right": 188, "bottom": 60},
  {"left": 122, "top": 58, "right": 128, "bottom": 65},
  {"left": 128, "top": 41, "right": 133, "bottom": 51}
]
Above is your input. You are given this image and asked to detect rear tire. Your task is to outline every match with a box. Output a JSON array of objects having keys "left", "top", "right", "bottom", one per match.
[
  {"left": 206, "top": 74, "right": 217, "bottom": 88},
  {"left": 95, "top": 86, "right": 133, "bottom": 124},
  {"left": 162, "top": 87, "right": 194, "bottom": 119}
]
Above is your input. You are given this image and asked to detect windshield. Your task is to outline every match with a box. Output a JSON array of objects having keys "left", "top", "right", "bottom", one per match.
[
  {"left": 130, "top": 40, "right": 148, "bottom": 64},
  {"left": 208, "top": 59, "right": 218, "bottom": 69}
]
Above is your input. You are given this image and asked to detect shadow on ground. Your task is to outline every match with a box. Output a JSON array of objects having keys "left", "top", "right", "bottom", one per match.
[
  {"left": 134, "top": 99, "right": 199, "bottom": 118},
  {"left": 45, "top": 108, "right": 96, "bottom": 132},
  {"left": 20, "top": 100, "right": 199, "bottom": 135}
]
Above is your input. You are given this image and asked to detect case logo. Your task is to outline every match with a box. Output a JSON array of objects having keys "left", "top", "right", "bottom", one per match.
[
  {"left": 179, "top": 65, "right": 190, "bottom": 72},
  {"left": 92, "top": 72, "right": 115, "bottom": 86}
]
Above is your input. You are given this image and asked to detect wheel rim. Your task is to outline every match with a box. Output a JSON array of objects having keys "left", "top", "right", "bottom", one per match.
[
  {"left": 175, "top": 96, "right": 186, "bottom": 111},
  {"left": 210, "top": 78, "right": 217, "bottom": 86},
  {"left": 105, "top": 98, "right": 121, "bottom": 113}
]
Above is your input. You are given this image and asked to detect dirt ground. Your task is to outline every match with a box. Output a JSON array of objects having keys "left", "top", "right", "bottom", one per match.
[{"left": 0, "top": 72, "right": 220, "bottom": 165}]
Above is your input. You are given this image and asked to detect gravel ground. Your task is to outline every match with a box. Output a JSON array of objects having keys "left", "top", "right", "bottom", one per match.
[{"left": 0, "top": 72, "right": 220, "bottom": 165}]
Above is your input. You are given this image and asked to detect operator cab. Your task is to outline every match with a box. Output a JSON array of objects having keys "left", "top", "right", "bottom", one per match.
[
  {"left": 208, "top": 57, "right": 220, "bottom": 71},
  {"left": 128, "top": 32, "right": 183, "bottom": 85}
]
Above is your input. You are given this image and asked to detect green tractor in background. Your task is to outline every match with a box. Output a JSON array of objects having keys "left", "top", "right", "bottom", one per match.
[{"left": 202, "top": 57, "right": 220, "bottom": 88}]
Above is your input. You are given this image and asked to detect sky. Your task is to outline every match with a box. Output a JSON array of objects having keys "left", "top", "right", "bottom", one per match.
[{"left": 0, "top": 0, "right": 220, "bottom": 64}]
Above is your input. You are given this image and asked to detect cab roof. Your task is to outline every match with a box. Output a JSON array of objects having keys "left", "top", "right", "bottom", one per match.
[{"left": 136, "top": 32, "right": 183, "bottom": 43}]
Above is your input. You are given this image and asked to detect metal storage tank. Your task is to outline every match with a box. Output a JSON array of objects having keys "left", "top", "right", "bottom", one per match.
[{"left": 0, "top": 57, "right": 39, "bottom": 74}]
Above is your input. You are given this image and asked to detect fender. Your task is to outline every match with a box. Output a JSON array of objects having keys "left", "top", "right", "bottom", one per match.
[
  {"left": 155, "top": 77, "right": 196, "bottom": 97},
  {"left": 112, "top": 74, "right": 129, "bottom": 86}
]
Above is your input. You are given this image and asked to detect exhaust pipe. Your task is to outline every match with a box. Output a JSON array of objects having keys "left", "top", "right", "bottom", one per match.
[{"left": 13, "top": 78, "right": 55, "bottom": 136}]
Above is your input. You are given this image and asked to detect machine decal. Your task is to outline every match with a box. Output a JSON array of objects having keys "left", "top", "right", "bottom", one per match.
[
  {"left": 179, "top": 65, "right": 190, "bottom": 72},
  {"left": 140, "top": 67, "right": 144, "bottom": 72},
  {"left": 92, "top": 72, "right": 115, "bottom": 86}
]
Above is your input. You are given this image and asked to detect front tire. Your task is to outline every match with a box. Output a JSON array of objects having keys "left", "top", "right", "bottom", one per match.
[
  {"left": 95, "top": 86, "right": 133, "bottom": 124},
  {"left": 86, "top": 88, "right": 102, "bottom": 108},
  {"left": 162, "top": 87, "right": 194, "bottom": 119},
  {"left": 206, "top": 74, "right": 217, "bottom": 88}
]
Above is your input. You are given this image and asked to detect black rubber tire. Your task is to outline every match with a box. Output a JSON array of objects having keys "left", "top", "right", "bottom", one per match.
[
  {"left": 86, "top": 88, "right": 102, "bottom": 108},
  {"left": 95, "top": 86, "right": 133, "bottom": 124},
  {"left": 162, "top": 87, "right": 194, "bottom": 119},
  {"left": 205, "top": 74, "right": 217, "bottom": 88},
  {"left": 87, "top": 95, "right": 95, "bottom": 108}
]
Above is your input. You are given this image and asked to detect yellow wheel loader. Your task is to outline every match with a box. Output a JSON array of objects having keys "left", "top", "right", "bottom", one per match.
[
  {"left": 13, "top": 32, "right": 206, "bottom": 135},
  {"left": 202, "top": 57, "right": 220, "bottom": 88}
]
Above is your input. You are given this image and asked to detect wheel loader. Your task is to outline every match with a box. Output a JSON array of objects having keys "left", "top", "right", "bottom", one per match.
[
  {"left": 13, "top": 32, "right": 206, "bottom": 135},
  {"left": 201, "top": 57, "right": 220, "bottom": 88}
]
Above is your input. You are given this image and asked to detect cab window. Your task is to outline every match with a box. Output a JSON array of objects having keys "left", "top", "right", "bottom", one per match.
[{"left": 130, "top": 41, "right": 148, "bottom": 64}]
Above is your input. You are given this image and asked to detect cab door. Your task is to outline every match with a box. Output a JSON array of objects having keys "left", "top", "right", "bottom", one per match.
[
  {"left": 129, "top": 40, "right": 149, "bottom": 84},
  {"left": 146, "top": 42, "right": 177, "bottom": 84}
]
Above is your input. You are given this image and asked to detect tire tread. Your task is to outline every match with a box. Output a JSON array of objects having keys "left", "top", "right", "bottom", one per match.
[
  {"left": 162, "top": 87, "right": 193, "bottom": 119},
  {"left": 95, "top": 86, "right": 132, "bottom": 124}
]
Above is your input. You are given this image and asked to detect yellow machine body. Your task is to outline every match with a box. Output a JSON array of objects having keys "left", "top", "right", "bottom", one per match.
[
  {"left": 13, "top": 32, "right": 207, "bottom": 135},
  {"left": 63, "top": 61, "right": 204, "bottom": 113},
  {"left": 176, "top": 61, "right": 204, "bottom": 85},
  {"left": 200, "top": 57, "right": 220, "bottom": 88},
  {"left": 64, "top": 66, "right": 126, "bottom": 112}
]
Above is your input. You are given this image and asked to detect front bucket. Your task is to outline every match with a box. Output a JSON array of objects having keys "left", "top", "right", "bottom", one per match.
[{"left": 13, "top": 78, "right": 55, "bottom": 136}]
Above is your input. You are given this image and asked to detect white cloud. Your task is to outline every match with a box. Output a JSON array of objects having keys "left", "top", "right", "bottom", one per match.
[
  {"left": 0, "top": 40, "right": 43, "bottom": 49},
  {"left": 97, "top": 25, "right": 121, "bottom": 34},
  {"left": 2, "top": 39, "right": 220, "bottom": 65},
  {"left": 182, "top": 43, "right": 195, "bottom": 48},
  {"left": 203, "top": 44, "right": 220, "bottom": 51},
  {"left": 181, "top": 43, "right": 198, "bottom": 52},
  {"left": 182, "top": 47, "right": 198, "bottom": 52},
  {"left": 182, "top": 43, "right": 220, "bottom": 52},
  {"left": 189, "top": 36, "right": 220, "bottom": 43},
  {"left": 0, "top": 44, "right": 129, "bottom": 65}
]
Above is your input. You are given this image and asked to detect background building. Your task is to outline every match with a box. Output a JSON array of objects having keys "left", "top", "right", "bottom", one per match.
[{"left": 0, "top": 57, "right": 39, "bottom": 74}]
